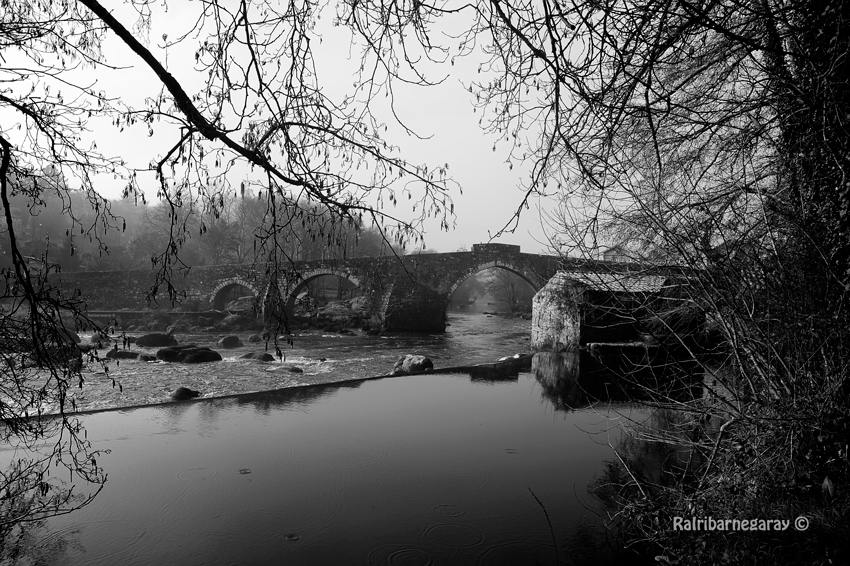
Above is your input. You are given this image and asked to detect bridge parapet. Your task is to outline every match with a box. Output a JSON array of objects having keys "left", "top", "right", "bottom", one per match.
[{"left": 471, "top": 243, "right": 521, "bottom": 256}]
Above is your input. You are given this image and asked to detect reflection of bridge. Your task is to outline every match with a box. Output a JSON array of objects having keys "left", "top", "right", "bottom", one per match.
[{"left": 55, "top": 244, "right": 562, "bottom": 332}]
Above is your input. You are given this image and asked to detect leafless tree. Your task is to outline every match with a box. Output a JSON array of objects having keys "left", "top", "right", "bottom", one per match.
[
  {"left": 483, "top": 268, "right": 533, "bottom": 312},
  {"left": 343, "top": 0, "right": 850, "bottom": 562},
  {"left": 2, "top": 0, "right": 457, "bottom": 531}
]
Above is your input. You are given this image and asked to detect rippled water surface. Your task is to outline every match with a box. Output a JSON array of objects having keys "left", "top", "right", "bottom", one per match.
[
  {"left": 67, "top": 311, "right": 534, "bottom": 411},
  {"left": 20, "top": 372, "right": 644, "bottom": 565}
]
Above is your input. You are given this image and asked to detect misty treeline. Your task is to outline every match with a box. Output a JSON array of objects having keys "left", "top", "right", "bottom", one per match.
[
  {"left": 450, "top": 268, "right": 535, "bottom": 313},
  {"left": 1, "top": 169, "right": 402, "bottom": 273}
]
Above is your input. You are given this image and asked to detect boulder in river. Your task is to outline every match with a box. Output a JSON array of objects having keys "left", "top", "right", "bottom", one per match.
[
  {"left": 248, "top": 334, "right": 262, "bottom": 343},
  {"left": 157, "top": 345, "right": 222, "bottom": 363},
  {"left": 137, "top": 333, "right": 178, "bottom": 348},
  {"left": 269, "top": 364, "right": 303, "bottom": 373},
  {"left": 171, "top": 387, "right": 201, "bottom": 401},
  {"left": 241, "top": 352, "right": 275, "bottom": 362},
  {"left": 217, "top": 335, "right": 244, "bottom": 348},
  {"left": 391, "top": 354, "right": 434, "bottom": 376}
]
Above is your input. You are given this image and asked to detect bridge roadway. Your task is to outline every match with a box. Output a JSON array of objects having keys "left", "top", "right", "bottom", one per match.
[{"left": 52, "top": 244, "right": 665, "bottom": 333}]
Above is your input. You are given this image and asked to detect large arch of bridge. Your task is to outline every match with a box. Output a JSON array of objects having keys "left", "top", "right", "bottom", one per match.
[{"left": 444, "top": 261, "right": 543, "bottom": 300}]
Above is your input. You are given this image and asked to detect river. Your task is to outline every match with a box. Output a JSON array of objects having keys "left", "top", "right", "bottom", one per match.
[
  {"left": 2, "top": 310, "right": 660, "bottom": 565},
  {"left": 68, "top": 310, "right": 534, "bottom": 411}
]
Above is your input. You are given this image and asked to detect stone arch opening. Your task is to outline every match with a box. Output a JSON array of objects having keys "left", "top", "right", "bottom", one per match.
[
  {"left": 211, "top": 280, "right": 258, "bottom": 311},
  {"left": 280, "top": 270, "right": 363, "bottom": 314},
  {"left": 446, "top": 262, "right": 540, "bottom": 315}
]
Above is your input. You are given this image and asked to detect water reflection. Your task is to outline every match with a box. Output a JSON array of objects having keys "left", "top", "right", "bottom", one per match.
[
  {"left": 231, "top": 378, "right": 365, "bottom": 413},
  {"left": 533, "top": 352, "right": 616, "bottom": 410},
  {"left": 0, "top": 511, "right": 80, "bottom": 564},
  {"left": 26, "top": 373, "right": 649, "bottom": 565},
  {"left": 466, "top": 354, "right": 531, "bottom": 382},
  {"left": 532, "top": 350, "right": 704, "bottom": 411}
]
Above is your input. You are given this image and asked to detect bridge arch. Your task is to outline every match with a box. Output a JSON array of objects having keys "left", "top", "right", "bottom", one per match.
[
  {"left": 445, "top": 261, "right": 544, "bottom": 300},
  {"left": 379, "top": 259, "right": 548, "bottom": 332},
  {"left": 440, "top": 261, "right": 544, "bottom": 321},
  {"left": 258, "top": 269, "right": 364, "bottom": 322},
  {"left": 210, "top": 278, "right": 259, "bottom": 310},
  {"left": 282, "top": 269, "right": 362, "bottom": 312}
]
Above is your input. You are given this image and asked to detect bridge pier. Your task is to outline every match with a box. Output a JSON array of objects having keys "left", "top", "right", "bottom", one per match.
[{"left": 381, "top": 285, "right": 448, "bottom": 333}]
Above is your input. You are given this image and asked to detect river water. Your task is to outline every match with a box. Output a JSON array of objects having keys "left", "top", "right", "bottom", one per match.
[
  {"left": 7, "top": 375, "right": 650, "bottom": 565},
  {"left": 69, "top": 311, "right": 534, "bottom": 411},
  {"left": 2, "top": 311, "right": 657, "bottom": 564}
]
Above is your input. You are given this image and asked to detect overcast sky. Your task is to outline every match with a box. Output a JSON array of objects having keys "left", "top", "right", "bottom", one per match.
[{"left": 73, "top": 3, "right": 558, "bottom": 255}]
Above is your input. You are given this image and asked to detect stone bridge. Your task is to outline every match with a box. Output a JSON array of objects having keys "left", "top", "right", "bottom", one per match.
[{"left": 52, "top": 243, "right": 653, "bottom": 332}]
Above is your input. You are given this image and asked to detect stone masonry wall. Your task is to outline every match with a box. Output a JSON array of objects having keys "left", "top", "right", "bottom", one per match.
[
  {"left": 531, "top": 273, "right": 584, "bottom": 351},
  {"left": 51, "top": 247, "right": 563, "bottom": 332}
]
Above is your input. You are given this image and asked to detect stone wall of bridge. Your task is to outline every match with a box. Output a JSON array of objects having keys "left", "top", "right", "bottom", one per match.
[
  {"left": 50, "top": 244, "right": 562, "bottom": 332},
  {"left": 376, "top": 244, "right": 559, "bottom": 332},
  {"left": 50, "top": 265, "right": 267, "bottom": 311}
]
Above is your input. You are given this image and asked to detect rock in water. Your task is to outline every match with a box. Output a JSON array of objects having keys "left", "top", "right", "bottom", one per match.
[
  {"left": 136, "top": 333, "right": 179, "bottom": 347},
  {"left": 240, "top": 352, "right": 275, "bottom": 362},
  {"left": 156, "top": 345, "right": 195, "bottom": 362},
  {"left": 269, "top": 364, "right": 303, "bottom": 373},
  {"left": 391, "top": 354, "right": 434, "bottom": 376},
  {"left": 171, "top": 387, "right": 200, "bottom": 401},
  {"left": 156, "top": 345, "right": 223, "bottom": 363},
  {"left": 182, "top": 348, "right": 223, "bottom": 363},
  {"left": 217, "top": 335, "right": 244, "bottom": 348}
]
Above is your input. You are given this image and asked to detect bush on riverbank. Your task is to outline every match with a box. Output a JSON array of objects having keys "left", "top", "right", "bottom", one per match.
[
  {"left": 595, "top": 398, "right": 850, "bottom": 565},
  {"left": 591, "top": 260, "right": 850, "bottom": 564}
]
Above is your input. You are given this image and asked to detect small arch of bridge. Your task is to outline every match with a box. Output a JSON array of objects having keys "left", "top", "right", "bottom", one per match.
[{"left": 210, "top": 278, "right": 259, "bottom": 310}]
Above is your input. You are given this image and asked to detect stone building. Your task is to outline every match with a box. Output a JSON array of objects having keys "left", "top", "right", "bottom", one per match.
[{"left": 531, "top": 271, "right": 688, "bottom": 351}]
